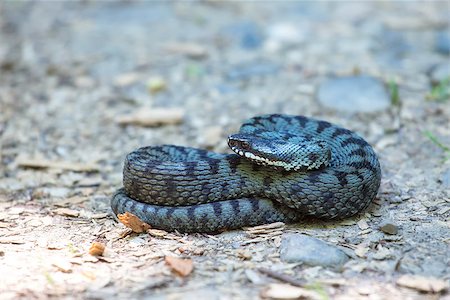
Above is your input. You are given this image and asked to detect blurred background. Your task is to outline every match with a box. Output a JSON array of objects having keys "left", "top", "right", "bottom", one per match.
[
  {"left": 1, "top": 2, "right": 448, "bottom": 165},
  {"left": 0, "top": 1, "right": 449, "bottom": 298}
]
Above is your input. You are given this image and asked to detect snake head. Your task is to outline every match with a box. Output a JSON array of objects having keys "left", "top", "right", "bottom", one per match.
[{"left": 228, "top": 133, "right": 330, "bottom": 171}]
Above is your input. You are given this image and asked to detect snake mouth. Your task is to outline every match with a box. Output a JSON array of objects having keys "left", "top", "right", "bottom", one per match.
[
  {"left": 228, "top": 134, "right": 299, "bottom": 170},
  {"left": 230, "top": 145, "right": 299, "bottom": 170},
  {"left": 227, "top": 132, "right": 330, "bottom": 171},
  {"left": 230, "top": 145, "right": 267, "bottom": 162}
]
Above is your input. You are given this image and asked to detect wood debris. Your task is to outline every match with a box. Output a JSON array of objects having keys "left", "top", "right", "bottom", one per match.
[
  {"left": 354, "top": 244, "right": 369, "bottom": 258},
  {"left": 116, "top": 108, "right": 184, "bottom": 127},
  {"left": 244, "top": 222, "right": 285, "bottom": 237},
  {"left": 147, "top": 229, "right": 169, "bottom": 237},
  {"left": 245, "top": 269, "right": 265, "bottom": 284},
  {"left": 52, "top": 196, "right": 88, "bottom": 207},
  {"left": 242, "top": 222, "right": 285, "bottom": 245},
  {"left": 0, "top": 237, "right": 26, "bottom": 244},
  {"left": 356, "top": 219, "right": 370, "bottom": 230},
  {"left": 0, "top": 221, "right": 10, "bottom": 228},
  {"left": 89, "top": 242, "right": 105, "bottom": 256},
  {"left": 396, "top": 275, "right": 449, "bottom": 293},
  {"left": 16, "top": 158, "right": 100, "bottom": 172},
  {"left": 119, "top": 228, "right": 134, "bottom": 238},
  {"left": 259, "top": 268, "right": 306, "bottom": 287},
  {"left": 318, "top": 278, "right": 351, "bottom": 287},
  {"left": 52, "top": 259, "right": 73, "bottom": 273},
  {"left": 53, "top": 208, "right": 80, "bottom": 217},
  {"left": 91, "top": 213, "right": 108, "bottom": 219},
  {"left": 117, "top": 212, "right": 151, "bottom": 233},
  {"left": 114, "top": 72, "right": 140, "bottom": 87},
  {"left": 260, "top": 283, "right": 322, "bottom": 300},
  {"left": 164, "top": 42, "right": 208, "bottom": 59},
  {"left": 164, "top": 256, "right": 194, "bottom": 277}
]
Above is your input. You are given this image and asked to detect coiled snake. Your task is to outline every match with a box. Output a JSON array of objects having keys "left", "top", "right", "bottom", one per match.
[{"left": 111, "top": 114, "right": 381, "bottom": 233}]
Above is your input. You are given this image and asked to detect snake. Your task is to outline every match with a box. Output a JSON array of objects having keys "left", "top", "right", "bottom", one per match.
[{"left": 111, "top": 114, "right": 381, "bottom": 233}]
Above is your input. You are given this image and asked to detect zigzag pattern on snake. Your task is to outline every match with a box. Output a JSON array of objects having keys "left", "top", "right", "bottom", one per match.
[{"left": 111, "top": 114, "right": 381, "bottom": 233}]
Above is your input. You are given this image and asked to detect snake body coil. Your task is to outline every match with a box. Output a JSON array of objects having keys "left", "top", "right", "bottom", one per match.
[{"left": 111, "top": 114, "right": 381, "bottom": 233}]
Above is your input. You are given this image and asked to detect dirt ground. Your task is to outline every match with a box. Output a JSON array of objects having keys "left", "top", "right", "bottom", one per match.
[{"left": 0, "top": 2, "right": 449, "bottom": 299}]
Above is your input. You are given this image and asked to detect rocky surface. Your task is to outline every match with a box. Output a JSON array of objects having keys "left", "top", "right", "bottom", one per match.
[
  {"left": 316, "top": 75, "right": 390, "bottom": 112},
  {"left": 0, "top": 2, "right": 449, "bottom": 299},
  {"left": 436, "top": 30, "right": 450, "bottom": 55}
]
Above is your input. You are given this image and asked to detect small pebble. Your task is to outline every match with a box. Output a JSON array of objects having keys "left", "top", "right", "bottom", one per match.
[
  {"left": 89, "top": 242, "right": 105, "bottom": 256},
  {"left": 379, "top": 222, "right": 399, "bottom": 235},
  {"left": 224, "top": 21, "right": 264, "bottom": 49},
  {"left": 441, "top": 169, "right": 450, "bottom": 188},
  {"left": 147, "top": 77, "right": 166, "bottom": 94},
  {"left": 436, "top": 30, "right": 450, "bottom": 55}
]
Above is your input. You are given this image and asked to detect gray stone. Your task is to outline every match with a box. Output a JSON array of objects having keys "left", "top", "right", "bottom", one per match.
[
  {"left": 317, "top": 75, "right": 390, "bottom": 113},
  {"left": 441, "top": 168, "right": 450, "bottom": 188},
  {"left": 280, "top": 233, "right": 349, "bottom": 267},
  {"left": 436, "top": 30, "right": 450, "bottom": 55}
]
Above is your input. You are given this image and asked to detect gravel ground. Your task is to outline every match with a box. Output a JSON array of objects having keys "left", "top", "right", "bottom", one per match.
[{"left": 0, "top": 2, "right": 449, "bottom": 299}]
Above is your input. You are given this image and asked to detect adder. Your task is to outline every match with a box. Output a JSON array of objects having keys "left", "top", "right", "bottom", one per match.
[{"left": 111, "top": 114, "right": 381, "bottom": 233}]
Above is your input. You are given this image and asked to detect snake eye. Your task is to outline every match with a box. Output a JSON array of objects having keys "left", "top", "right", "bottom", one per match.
[{"left": 240, "top": 141, "right": 250, "bottom": 149}]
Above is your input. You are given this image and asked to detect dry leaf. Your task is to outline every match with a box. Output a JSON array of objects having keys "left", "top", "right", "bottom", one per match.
[
  {"left": 165, "top": 256, "right": 194, "bottom": 277},
  {"left": 89, "top": 242, "right": 105, "bottom": 256},
  {"left": 116, "top": 108, "right": 184, "bottom": 127},
  {"left": 397, "top": 275, "right": 449, "bottom": 293},
  {"left": 117, "top": 212, "right": 151, "bottom": 233},
  {"left": 16, "top": 158, "right": 99, "bottom": 172},
  {"left": 261, "top": 283, "right": 322, "bottom": 300}
]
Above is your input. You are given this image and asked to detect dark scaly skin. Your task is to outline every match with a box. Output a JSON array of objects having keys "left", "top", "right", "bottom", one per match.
[{"left": 111, "top": 114, "right": 381, "bottom": 233}]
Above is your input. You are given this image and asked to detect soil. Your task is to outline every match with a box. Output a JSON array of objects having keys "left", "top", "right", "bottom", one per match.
[{"left": 0, "top": 2, "right": 449, "bottom": 299}]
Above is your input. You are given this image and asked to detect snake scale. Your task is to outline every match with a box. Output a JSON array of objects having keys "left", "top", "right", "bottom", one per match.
[{"left": 111, "top": 114, "right": 381, "bottom": 233}]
